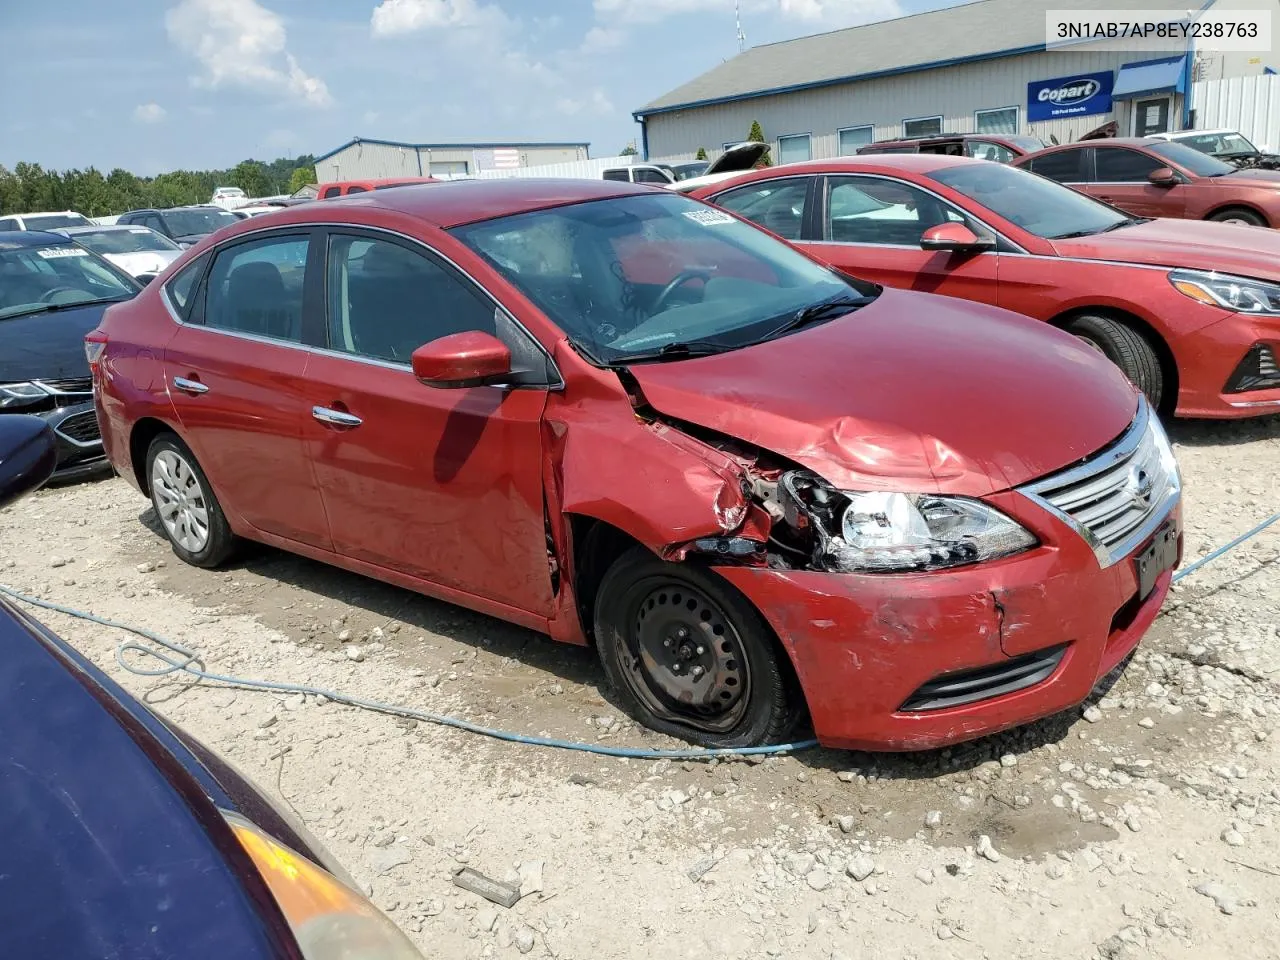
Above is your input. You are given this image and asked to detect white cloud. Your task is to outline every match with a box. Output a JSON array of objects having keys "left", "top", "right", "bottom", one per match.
[
  {"left": 370, "top": 0, "right": 505, "bottom": 36},
  {"left": 594, "top": 0, "right": 901, "bottom": 28},
  {"left": 133, "top": 102, "right": 167, "bottom": 124},
  {"left": 580, "top": 25, "right": 625, "bottom": 54},
  {"left": 555, "top": 88, "right": 615, "bottom": 116},
  {"left": 165, "top": 0, "right": 332, "bottom": 106}
]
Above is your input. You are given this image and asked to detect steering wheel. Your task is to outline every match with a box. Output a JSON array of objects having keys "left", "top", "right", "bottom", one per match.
[
  {"left": 39, "top": 286, "right": 82, "bottom": 303},
  {"left": 653, "top": 268, "right": 713, "bottom": 314}
]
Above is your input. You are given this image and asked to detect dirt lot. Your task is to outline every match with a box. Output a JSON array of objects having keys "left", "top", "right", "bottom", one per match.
[{"left": 4, "top": 415, "right": 1280, "bottom": 960}]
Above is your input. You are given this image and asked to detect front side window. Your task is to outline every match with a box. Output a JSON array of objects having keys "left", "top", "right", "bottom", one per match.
[
  {"left": 1146, "top": 140, "right": 1237, "bottom": 177},
  {"left": 975, "top": 107, "right": 1018, "bottom": 135},
  {"left": 0, "top": 241, "right": 137, "bottom": 320},
  {"left": 602, "top": 169, "right": 631, "bottom": 182},
  {"left": 325, "top": 234, "right": 496, "bottom": 365},
  {"left": 1094, "top": 147, "right": 1163, "bottom": 182},
  {"left": 160, "top": 208, "right": 239, "bottom": 238},
  {"left": 826, "top": 176, "right": 971, "bottom": 246},
  {"left": 714, "top": 179, "right": 810, "bottom": 240},
  {"left": 452, "top": 193, "right": 869, "bottom": 365},
  {"left": 633, "top": 168, "right": 672, "bottom": 185},
  {"left": 1027, "top": 148, "right": 1086, "bottom": 183},
  {"left": 966, "top": 140, "right": 1016, "bottom": 163},
  {"left": 202, "top": 235, "right": 309, "bottom": 341},
  {"left": 838, "top": 126, "right": 874, "bottom": 156},
  {"left": 930, "top": 162, "right": 1130, "bottom": 240},
  {"left": 777, "top": 134, "right": 812, "bottom": 164},
  {"left": 320, "top": 186, "right": 342, "bottom": 199},
  {"left": 903, "top": 116, "right": 943, "bottom": 139},
  {"left": 0, "top": 219, "right": 18, "bottom": 231},
  {"left": 345, "top": 185, "right": 369, "bottom": 194}
]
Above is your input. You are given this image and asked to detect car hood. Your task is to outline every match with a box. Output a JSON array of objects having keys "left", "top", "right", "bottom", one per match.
[
  {"left": 1217, "top": 167, "right": 1280, "bottom": 184},
  {"left": 626, "top": 288, "right": 1138, "bottom": 496},
  {"left": 1050, "top": 217, "right": 1280, "bottom": 282},
  {"left": 0, "top": 301, "right": 114, "bottom": 382},
  {"left": 103, "top": 250, "right": 182, "bottom": 277}
]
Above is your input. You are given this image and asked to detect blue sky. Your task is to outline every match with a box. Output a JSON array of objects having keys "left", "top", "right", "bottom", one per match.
[{"left": 2, "top": 0, "right": 961, "bottom": 175}]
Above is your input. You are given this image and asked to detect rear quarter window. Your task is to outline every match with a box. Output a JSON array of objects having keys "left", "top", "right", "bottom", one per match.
[{"left": 164, "top": 254, "right": 208, "bottom": 321}]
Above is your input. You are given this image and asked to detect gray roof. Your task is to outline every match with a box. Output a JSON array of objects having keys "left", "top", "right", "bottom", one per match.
[{"left": 637, "top": 0, "right": 1181, "bottom": 115}]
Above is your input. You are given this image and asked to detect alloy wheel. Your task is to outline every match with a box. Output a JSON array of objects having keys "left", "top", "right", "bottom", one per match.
[{"left": 151, "top": 449, "right": 211, "bottom": 553}]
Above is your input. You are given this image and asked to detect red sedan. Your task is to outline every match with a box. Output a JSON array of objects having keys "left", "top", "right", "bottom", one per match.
[
  {"left": 88, "top": 180, "right": 1180, "bottom": 751},
  {"left": 693, "top": 154, "right": 1280, "bottom": 418}
]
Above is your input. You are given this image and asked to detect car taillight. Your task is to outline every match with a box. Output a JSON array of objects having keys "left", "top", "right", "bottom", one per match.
[{"left": 84, "top": 332, "right": 107, "bottom": 369}]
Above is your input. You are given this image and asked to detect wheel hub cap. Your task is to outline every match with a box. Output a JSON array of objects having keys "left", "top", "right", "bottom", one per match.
[{"left": 151, "top": 450, "right": 210, "bottom": 553}]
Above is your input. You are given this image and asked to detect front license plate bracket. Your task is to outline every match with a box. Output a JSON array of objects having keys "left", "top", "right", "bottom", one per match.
[{"left": 1135, "top": 521, "right": 1178, "bottom": 601}]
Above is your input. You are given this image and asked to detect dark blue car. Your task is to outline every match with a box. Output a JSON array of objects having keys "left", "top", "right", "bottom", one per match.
[
  {"left": 0, "top": 230, "right": 141, "bottom": 480},
  {"left": 0, "top": 415, "right": 425, "bottom": 959}
]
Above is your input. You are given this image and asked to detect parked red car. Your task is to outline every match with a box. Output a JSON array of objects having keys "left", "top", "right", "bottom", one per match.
[
  {"left": 694, "top": 154, "right": 1280, "bottom": 418},
  {"left": 316, "top": 176, "right": 438, "bottom": 199},
  {"left": 1012, "top": 137, "right": 1280, "bottom": 226},
  {"left": 88, "top": 180, "right": 1180, "bottom": 752},
  {"left": 857, "top": 133, "right": 1045, "bottom": 164}
]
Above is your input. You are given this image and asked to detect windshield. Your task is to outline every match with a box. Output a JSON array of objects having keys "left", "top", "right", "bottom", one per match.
[
  {"left": 71, "top": 227, "right": 180, "bottom": 255},
  {"left": 0, "top": 242, "right": 137, "bottom": 319},
  {"left": 24, "top": 213, "right": 92, "bottom": 230},
  {"left": 930, "top": 162, "right": 1130, "bottom": 239},
  {"left": 1005, "top": 135, "right": 1046, "bottom": 153},
  {"left": 160, "top": 208, "right": 240, "bottom": 237},
  {"left": 1146, "top": 140, "right": 1237, "bottom": 177},
  {"left": 452, "top": 193, "right": 866, "bottom": 363},
  {"left": 1176, "top": 131, "right": 1259, "bottom": 157},
  {"left": 669, "top": 162, "right": 711, "bottom": 181}
]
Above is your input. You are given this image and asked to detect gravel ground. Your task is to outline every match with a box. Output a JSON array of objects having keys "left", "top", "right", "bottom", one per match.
[{"left": 4, "top": 415, "right": 1280, "bottom": 960}]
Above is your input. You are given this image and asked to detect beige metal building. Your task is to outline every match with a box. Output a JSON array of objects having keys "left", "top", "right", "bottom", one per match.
[
  {"left": 312, "top": 138, "right": 591, "bottom": 181},
  {"left": 635, "top": 0, "right": 1280, "bottom": 163}
]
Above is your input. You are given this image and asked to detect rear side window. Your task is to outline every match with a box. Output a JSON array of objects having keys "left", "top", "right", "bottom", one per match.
[
  {"left": 202, "top": 235, "right": 310, "bottom": 342},
  {"left": 320, "top": 186, "right": 341, "bottom": 199},
  {"left": 164, "top": 255, "right": 208, "bottom": 321},
  {"left": 1028, "top": 149, "right": 1086, "bottom": 183},
  {"left": 602, "top": 169, "right": 630, "bottom": 182},
  {"left": 1094, "top": 148, "right": 1162, "bottom": 182},
  {"left": 0, "top": 218, "right": 17, "bottom": 231},
  {"left": 633, "top": 168, "right": 672, "bottom": 185},
  {"left": 345, "top": 185, "right": 369, "bottom": 195}
]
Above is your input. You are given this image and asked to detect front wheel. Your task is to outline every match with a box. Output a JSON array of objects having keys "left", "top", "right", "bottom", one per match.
[
  {"left": 146, "top": 434, "right": 237, "bottom": 568},
  {"left": 1208, "top": 207, "right": 1266, "bottom": 227},
  {"left": 1063, "top": 313, "right": 1164, "bottom": 412},
  {"left": 593, "top": 547, "right": 801, "bottom": 748}
]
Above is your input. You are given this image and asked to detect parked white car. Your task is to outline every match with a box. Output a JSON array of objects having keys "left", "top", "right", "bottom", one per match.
[
  {"left": 602, "top": 142, "right": 769, "bottom": 194},
  {"left": 52, "top": 224, "right": 182, "bottom": 280},
  {"left": 0, "top": 210, "right": 93, "bottom": 231}
]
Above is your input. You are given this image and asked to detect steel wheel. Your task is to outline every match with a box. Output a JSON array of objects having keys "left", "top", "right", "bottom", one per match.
[
  {"left": 613, "top": 578, "right": 752, "bottom": 734},
  {"left": 150, "top": 448, "right": 210, "bottom": 553}
]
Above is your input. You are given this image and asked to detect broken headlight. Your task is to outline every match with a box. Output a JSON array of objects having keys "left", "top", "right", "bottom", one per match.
[{"left": 781, "top": 473, "right": 1036, "bottom": 573}]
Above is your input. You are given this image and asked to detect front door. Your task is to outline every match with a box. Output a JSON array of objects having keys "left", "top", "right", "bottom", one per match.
[
  {"left": 1133, "top": 97, "right": 1171, "bottom": 137},
  {"left": 302, "top": 229, "right": 555, "bottom": 616},
  {"left": 801, "top": 174, "right": 1000, "bottom": 304},
  {"left": 163, "top": 230, "right": 332, "bottom": 549},
  {"left": 1082, "top": 145, "right": 1188, "bottom": 219}
]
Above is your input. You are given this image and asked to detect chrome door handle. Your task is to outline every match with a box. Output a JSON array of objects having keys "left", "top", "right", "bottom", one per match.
[
  {"left": 173, "top": 376, "right": 209, "bottom": 395},
  {"left": 312, "top": 405, "right": 363, "bottom": 428}
]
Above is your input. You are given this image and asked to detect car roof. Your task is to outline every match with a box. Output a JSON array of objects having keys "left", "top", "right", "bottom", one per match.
[
  {"left": 298, "top": 177, "right": 658, "bottom": 228},
  {"left": 790, "top": 153, "right": 975, "bottom": 174},
  {"left": 0, "top": 230, "right": 76, "bottom": 250},
  {"left": 55, "top": 224, "right": 140, "bottom": 234}
]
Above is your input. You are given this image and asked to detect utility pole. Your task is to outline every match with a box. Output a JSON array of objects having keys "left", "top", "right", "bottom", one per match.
[{"left": 735, "top": 0, "right": 746, "bottom": 52}]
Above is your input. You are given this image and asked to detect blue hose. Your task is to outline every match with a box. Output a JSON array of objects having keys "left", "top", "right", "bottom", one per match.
[{"left": 1, "top": 510, "right": 1276, "bottom": 760}]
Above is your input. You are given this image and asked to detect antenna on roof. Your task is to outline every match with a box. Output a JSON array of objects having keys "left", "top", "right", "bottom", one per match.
[{"left": 735, "top": 0, "right": 746, "bottom": 52}]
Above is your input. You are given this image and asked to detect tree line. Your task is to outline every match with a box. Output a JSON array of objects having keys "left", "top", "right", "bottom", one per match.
[{"left": 0, "top": 155, "right": 319, "bottom": 219}]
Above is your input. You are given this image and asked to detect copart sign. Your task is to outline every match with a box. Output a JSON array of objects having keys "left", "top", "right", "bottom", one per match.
[{"left": 1027, "top": 70, "right": 1114, "bottom": 121}]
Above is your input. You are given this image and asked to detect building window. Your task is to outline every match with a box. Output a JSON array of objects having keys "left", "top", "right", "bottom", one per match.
[
  {"left": 838, "top": 125, "right": 874, "bottom": 155},
  {"left": 777, "top": 134, "right": 812, "bottom": 164},
  {"left": 975, "top": 106, "right": 1018, "bottom": 135},
  {"left": 428, "top": 160, "right": 469, "bottom": 177},
  {"left": 903, "top": 116, "right": 943, "bottom": 138}
]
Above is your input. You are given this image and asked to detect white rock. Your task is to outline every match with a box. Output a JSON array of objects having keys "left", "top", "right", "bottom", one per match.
[
  {"left": 976, "top": 835, "right": 1001, "bottom": 863},
  {"left": 1221, "top": 828, "right": 1246, "bottom": 848},
  {"left": 806, "top": 870, "right": 832, "bottom": 892},
  {"left": 1138, "top": 717, "right": 1156, "bottom": 729},
  {"left": 346, "top": 645, "right": 366, "bottom": 662},
  {"left": 846, "top": 855, "right": 875, "bottom": 882},
  {"left": 1195, "top": 881, "right": 1239, "bottom": 915},
  {"left": 514, "top": 927, "right": 536, "bottom": 954},
  {"left": 1000, "top": 754, "right": 1017, "bottom": 767},
  {"left": 914, "top": 867, "right": 934, "bottom": 885},
  {"left": 924, "top": 810, "right": 942, "bottom": 829},
  {"left": 518, "top": 860, "right": 544, "bottom": 897},
  {"left": 837, "top": 771, "right": 857, "bottom": 783},
  {"left": 475, "top": 907, "right": 498, "bottom": 932},
  {"left": 836, "top": 815, "right": 856, "bottom": 834},
  {"left": 1083, "top": 705, "right": 1104, "bottom": 723}
]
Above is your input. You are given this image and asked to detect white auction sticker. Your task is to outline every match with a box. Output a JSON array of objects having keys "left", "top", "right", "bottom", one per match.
[
  {"left": 36, "top": 247, "right": 90, "bottom": 259},
  {"left": 683, "top": 209, "right": 736, "bottom": 226}
]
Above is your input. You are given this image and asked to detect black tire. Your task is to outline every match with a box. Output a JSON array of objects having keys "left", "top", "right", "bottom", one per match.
[
  {"left": 145, "top": 433, "right": 236, "bottom": 568},
  {"left": 1207, "top": 207, "right": 1267, "bottom": 227},
  {"left": 1064, "top": 313, "right": 1164, "bottom": 411},
  {"left": 593, "top": 547, "right": 801, "bottom": 748}
]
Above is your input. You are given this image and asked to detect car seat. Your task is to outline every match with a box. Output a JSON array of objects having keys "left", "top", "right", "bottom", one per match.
[{"left": 223, "top": 261, "right": 296, "bottom": 340}]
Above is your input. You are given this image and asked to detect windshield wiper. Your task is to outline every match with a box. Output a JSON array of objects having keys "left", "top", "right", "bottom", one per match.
[
  {"left": 607, "top": 340, "right": 730, "bottom": 365},
  {"left": 0, "top": 296, "right": 129, "bottom": 322},
  {"left": 1098, "top": 217, "right": 1150, "bottom": 233},
  {"left": 754, "top": 294, "right": 868, "bottom": 344},
  {"left": 1052, "top": 216, "right": 1151, "bottom": 240}
]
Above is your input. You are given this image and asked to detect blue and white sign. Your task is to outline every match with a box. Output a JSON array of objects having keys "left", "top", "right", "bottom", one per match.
[{"left": 1027, "top": 70, "right": 1114, "bottom": 122}]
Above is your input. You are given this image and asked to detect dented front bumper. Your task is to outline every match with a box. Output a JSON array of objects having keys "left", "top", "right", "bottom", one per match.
[{"left": 715, "top": 495, "right": 1181, "bottom": 752}]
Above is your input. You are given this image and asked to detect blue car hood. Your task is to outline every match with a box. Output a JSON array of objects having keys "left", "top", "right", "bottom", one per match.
[{"left": 0, "top": 301, "right": 117, "bottom": 382}]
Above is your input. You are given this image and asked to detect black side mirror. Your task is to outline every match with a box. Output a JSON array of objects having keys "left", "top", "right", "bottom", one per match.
[{"left": 0, "top": 416, "right": 57, "bottom": 512}]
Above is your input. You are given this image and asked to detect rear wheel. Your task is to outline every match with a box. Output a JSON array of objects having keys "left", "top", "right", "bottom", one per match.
[
  {"left": 1063, "top": 313, "right": 1164, "bottom": 411},
  {"left": 1208, "top": 207, "right": 1266, "bottom": 226},
  {"left": 146, "top": 434, "right": 236, "bottom": 568},
  {"left": 593, "top": 547, "right": 800, "bottom": 748}
]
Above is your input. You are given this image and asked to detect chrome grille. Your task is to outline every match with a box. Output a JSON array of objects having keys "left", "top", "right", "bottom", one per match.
[
  {"left": 1019, "top": 398, "right": 1180, "bottom": 567},
  {"left": 54, "top": 410, "right": 102, "bottom": 446},
  {"left": 36, "top": 378, "right": 93, "bottom": 397}
]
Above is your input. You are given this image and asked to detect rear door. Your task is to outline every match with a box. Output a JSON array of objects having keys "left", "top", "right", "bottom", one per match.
[
  {"left": 800, "top": 174, "right": 1000, "bottom": 303},
  {"left": 301, "top": 228, "right": 555, "bottom": 615},
  {"left": 1087, "top": 146, "right": 1188, "bottom": 218},
  {"left": 162, "top": 229, "right": 332, "bottom": 549}
]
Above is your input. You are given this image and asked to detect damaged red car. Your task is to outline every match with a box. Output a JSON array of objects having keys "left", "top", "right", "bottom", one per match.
[{"left": 88, "top": 180, "right": 1182, "bottom": 751}]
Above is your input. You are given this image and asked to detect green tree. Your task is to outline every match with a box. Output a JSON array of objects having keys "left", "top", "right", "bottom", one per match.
[
  {"left": 229, "top": 160, "right": 271, "bottom": 199},
  {"left": 619, "top": 143, "right": 638, "bottom": 156},
  {"left": 288, "top": 165, "right": 317, "bottom": 194},
  {"left": 696, "top": 146, "right": 708, "bottom": 160},
  {"left": 746, "top": 120, "right": 771, "bottom": 166}
]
